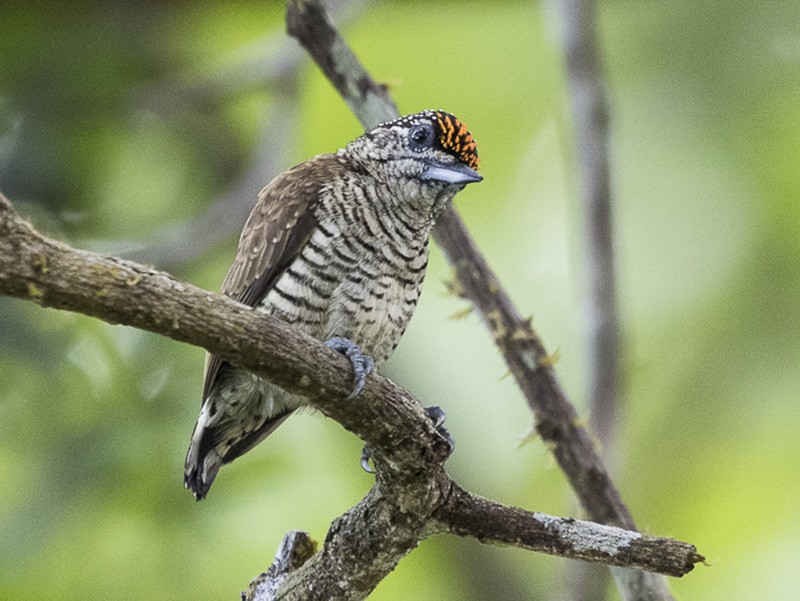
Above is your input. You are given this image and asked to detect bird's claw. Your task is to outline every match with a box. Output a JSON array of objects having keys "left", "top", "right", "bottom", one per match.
[
  {"left": 324, "top": 336, "right": 374, "bottom": 399},
  {"left": 360, "top": 444, "right": 375, "bottom": 474},
  {"left": 425, "top": 405, "right": 455, "bottom": 453}
]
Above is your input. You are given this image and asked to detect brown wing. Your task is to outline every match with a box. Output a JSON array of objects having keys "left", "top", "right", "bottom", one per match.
[{"left": 202, "top": 155, "right": 342, "bottom": 401}]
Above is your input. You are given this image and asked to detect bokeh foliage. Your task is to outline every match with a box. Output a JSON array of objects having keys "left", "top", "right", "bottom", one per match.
[{"left": 1, "top": 1, "right": 799, "bottom": 599}]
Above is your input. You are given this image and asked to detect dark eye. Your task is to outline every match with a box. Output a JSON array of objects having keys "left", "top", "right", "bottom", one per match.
[{"left": 408, "top": 124, "right": 434, "bottom": 150}]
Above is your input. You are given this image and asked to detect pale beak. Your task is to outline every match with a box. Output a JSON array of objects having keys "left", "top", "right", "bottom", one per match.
[{"left": 421, "top": 161, "right": 482, "bottom": 185}]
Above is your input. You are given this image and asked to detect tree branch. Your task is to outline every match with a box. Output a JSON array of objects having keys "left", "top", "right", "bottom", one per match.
[
  {"left": 436, "top": 485, "right": 698, "bottom": 578},
  {"left": 243, "top": 531, "right": 318, "bottom": 601},
  {"left": 556, "top": 0, "right": 622, "bottom": 598},
  {"left": 559, "top": 0, "right": 620, "bottom": 458},
  {"left": 0, "top": 192, "right": 446, "bottom": 473},
  {"left": 0, "top": 190, "right": 700, "bottom": 599},
  {"left": 285, "top": 0, "right": 398, "bottom": 126}
]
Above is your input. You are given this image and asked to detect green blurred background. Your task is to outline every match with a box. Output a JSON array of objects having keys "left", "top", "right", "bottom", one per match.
[{"left": 1, "top": 1, "right": 798, "bottom": 599}]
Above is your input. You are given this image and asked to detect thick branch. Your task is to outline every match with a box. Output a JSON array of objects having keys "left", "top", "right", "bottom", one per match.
[
  {"left": 0, "top": 194, "right": 700, "bottom": 599},
  {"left": 255, "top": 485, "right": 440, "bottom": 601},
  {"left": 0, "top": 192, "right": 447, "bottom": 474},
  {"left": 243, "top": 531, "right": 318, "bottom": 601},
  {"left": 244, "top": 479, "right": 699, "bottom": 601}
]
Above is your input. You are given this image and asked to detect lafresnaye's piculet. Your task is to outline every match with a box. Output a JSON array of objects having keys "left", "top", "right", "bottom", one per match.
[{"left": 185, "top": 110, "right": 481, "bottom": 499}]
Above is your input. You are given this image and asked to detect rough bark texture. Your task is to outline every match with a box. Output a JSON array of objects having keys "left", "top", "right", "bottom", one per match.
[
  {"left": 437, "top": 485, "right": 699, "bottom": 577},
  {"left": 286, "top": 0, "right": 397, "bottom": 126},
  {"left": 0, "top": 191, "right": 701, "bottom": 601},
  {"left": 0, "top": 193, "right": 448, "bottom": 475}
]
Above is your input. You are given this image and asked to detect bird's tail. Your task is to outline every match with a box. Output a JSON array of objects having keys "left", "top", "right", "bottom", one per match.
[
  {"left": 184, "top": 418, "right": 222, "bottom": 501},
  {"left": 184, "top": 406, "right": 295, "bottom": 500}
]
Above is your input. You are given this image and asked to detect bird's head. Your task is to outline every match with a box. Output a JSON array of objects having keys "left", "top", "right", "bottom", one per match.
[{"left": 345, "top": 110, "right": 482, "bottom": 193}]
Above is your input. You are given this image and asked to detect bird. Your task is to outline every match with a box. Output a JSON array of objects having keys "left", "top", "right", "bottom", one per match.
[{"left": 184, "top": 110, "right": 481, "bottom": 500}]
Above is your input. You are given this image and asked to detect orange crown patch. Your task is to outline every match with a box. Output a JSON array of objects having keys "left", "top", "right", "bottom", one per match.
[{"left": 431, "top": 111, "right": 480, "bottom": 171}]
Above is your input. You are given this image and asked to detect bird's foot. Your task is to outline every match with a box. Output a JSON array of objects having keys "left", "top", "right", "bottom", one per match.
[
  {"left": 359, "top": 405, "right": 455, "bottom": 474},
  {"left": 425, "top": 405, "right": 455, "bottom": 453},
  {"left": 360, "top": 444, "right": 375, "bottom": 474},
  {"left": 324, "top": 336, "right": 374, "bottom": 399}
]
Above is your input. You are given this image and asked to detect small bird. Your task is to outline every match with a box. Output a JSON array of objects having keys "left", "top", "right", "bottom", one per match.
[{"left": 184, "top": 110, "right": 481, "bottom": 499}]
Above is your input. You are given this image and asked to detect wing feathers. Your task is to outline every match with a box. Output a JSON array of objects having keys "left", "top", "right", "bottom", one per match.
[{"left": 202, "top": 155, "right": 345, "bottom": 401}]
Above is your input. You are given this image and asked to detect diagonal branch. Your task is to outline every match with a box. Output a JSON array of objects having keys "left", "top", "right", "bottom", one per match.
[
  {"left": 285, "top": 0, "right": 398, "bottom": 126},
  {"left": 0, "top": 192, "right": 445, "bottom": 474},
  {"left": 0, "top": 191, "right": 700, "bottom": 599}
]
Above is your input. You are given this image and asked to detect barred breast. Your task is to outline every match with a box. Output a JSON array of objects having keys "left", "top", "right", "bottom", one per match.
[
  {"left": 259, "top": 175, "right": 430, "bottom": 365},
  {"left": 186, "top": 110, "right": 481, "bottom": 500}
]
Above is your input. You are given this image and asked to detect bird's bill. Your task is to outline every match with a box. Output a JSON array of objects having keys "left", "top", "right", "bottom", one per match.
[{"left": 421, "top": 161, "right": 483, "bottom": 185}]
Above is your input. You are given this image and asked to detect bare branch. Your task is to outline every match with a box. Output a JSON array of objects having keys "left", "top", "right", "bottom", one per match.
[
  {"left": 243, "top": 479, "right": 700, "bottom": 601},
  {"left": 285, "top": 0, "right": 398, "bottom": 128},
  {"left": 0, "top": 193, "right": 447, "bottom": 473},
  {"left": 243, "top": 531, "right": 317, "bottom": 601},
  {"left": 558, "top": 0, "right": 619, "bottom": 457},
  {"left": 437, "top": 485, "right": 699, "bottom": 578},
  {"left": 556, "top": 0, "right": 621, "bottom": 598},
  {"left": 0, "top": 193, "right": 700, "bottom": 599},
  {"left": 260, "top": 485, "right": 442, "bottom": 601}
]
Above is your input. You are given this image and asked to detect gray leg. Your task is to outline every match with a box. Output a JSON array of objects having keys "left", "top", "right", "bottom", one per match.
[
  {"left": 324, "top": 336, "right": 375, "bottom": 399},
  {"left": 425, "top": 405, "right": 455, "bottom": 452}
]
